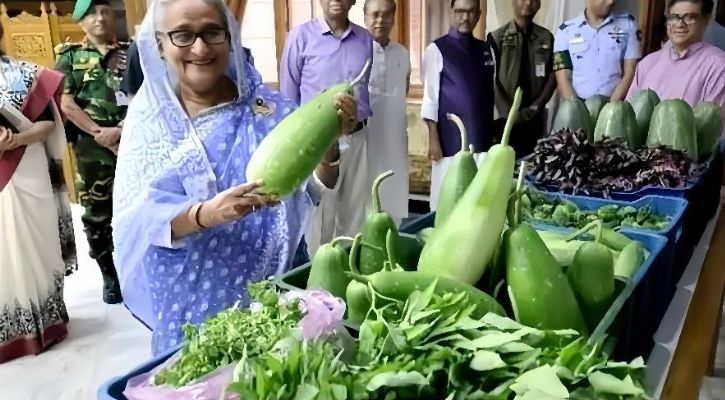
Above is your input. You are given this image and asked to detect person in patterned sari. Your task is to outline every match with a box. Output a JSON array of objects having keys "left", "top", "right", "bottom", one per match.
[
  {"left": 0, "top": 23, "right": 77, "bottom": 364},
  {"left": 113, "top": 0, "right": 358, "bottom": 355}
]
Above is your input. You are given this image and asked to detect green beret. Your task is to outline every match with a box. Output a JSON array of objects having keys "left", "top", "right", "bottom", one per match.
[{"left": 72, "top": 0, "right": 110, "bottom": 21}]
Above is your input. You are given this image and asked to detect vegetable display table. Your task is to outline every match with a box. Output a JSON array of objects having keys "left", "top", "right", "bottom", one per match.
[{"left": 646, "top": 205, "right": 725, "bottom": 399}]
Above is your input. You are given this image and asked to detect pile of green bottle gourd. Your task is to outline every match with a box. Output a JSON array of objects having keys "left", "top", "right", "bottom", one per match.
[{"left": 302, "top": 88, "right": 651, "bottom": 339}]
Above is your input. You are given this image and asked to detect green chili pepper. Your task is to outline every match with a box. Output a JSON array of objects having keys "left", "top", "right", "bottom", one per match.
[
  {"left": 306, "top": 236, "right": 353, "bottom": 299},
  {"left": 359, "top": 170, "right": 401, "bottom": 275}
]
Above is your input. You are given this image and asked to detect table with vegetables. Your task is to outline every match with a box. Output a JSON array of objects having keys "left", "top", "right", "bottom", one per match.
[{"left": 104, "top": 84, "right": 724, "bottom": 400}]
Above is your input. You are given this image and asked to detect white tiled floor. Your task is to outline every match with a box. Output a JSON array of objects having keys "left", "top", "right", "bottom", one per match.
[{"left": 0, "top": 205, "right": 151, "bottom": 400}]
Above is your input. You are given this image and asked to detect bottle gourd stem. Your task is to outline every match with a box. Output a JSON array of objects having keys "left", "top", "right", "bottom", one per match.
[
  {"left": 371, "top": 170, "right": 394, "bottom": 214},
  {"left": 513, "top": 162, "right": 527, "bottom": 227},
  {"left": 446, "top": 113, "right": 468, "bottom": 152},
  {"left": 501, "top": 88, "right": 523, "bottom": 146}
]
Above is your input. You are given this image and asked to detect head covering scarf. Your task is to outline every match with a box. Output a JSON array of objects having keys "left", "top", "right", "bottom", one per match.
[{"left": 113, "top": 0, "right": 310, "bottom": 337}]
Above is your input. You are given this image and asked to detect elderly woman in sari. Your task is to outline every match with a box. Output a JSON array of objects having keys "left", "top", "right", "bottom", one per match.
[
  {"left": 0, "top": 23, "right": 77, "bottom": 363},
  {"left": 113, "top": 0, "right": 359, "bottom": 354}
]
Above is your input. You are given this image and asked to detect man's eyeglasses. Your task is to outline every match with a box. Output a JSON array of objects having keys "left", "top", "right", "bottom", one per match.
[
  {"left": 665, "top": 13, "right": 701, "bottom": 26},
  {"left": 159, "top": 28, "right": 229, "bottom": 48}
]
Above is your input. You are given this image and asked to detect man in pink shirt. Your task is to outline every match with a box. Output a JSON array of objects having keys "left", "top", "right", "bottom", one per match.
[{"left": 627, "top": 0, "right": 725, "bottom": 111}]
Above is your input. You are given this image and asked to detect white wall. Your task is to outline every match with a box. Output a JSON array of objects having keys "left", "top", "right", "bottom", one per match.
[{"left": 241, "top": 0, "right": 278, "bottom": 82}]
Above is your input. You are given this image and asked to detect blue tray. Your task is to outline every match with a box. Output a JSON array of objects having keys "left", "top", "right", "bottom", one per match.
[{"left": 98, "top": 345, "right": 180, "bottom": 400}]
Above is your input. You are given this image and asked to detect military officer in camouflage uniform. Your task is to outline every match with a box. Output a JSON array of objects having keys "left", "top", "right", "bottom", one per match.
[{"left": 55, "top": 0, "right": 128, "bottom": 303}]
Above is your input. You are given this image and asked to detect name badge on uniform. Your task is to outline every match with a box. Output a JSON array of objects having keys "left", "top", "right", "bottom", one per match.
[
  {"left": 570, "top": 35, "right": 585, "bottom": 44},
  {"left": 535, "top": 62, "right": 546, "bottom": 78},
  {"left": 115, "top": 90, "right": 129, "bottom": 106}
]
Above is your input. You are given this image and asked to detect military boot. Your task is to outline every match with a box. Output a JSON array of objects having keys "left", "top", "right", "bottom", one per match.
[{"left": 97, "top": 253, "right": 123, "bottom": 304}]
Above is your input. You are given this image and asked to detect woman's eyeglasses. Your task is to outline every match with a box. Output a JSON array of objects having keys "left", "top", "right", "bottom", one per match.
[
  {"left": 665, "top": 13, "right": 701, "bottom": 26},
  {"left": 159, "top": 28, "right": 229, "bottom": 48}
]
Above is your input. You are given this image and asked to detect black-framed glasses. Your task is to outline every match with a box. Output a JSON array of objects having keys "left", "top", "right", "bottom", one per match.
[
  {"left": 665, "top": 13, "right": 701, "bottom": 26},
  {"left": 159, "top": 28, "right": 230, "bottom": 48}
]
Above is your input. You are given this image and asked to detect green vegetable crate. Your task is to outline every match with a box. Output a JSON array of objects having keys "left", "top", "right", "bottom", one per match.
[{"left": 277, "top": 219, "right": 667, "bottom": 362}]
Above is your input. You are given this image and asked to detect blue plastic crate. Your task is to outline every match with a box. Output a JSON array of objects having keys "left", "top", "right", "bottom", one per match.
[
  {"left": 98, "top": 345, "right": 180, "bottom": 400},
  {"left": 524, "top": 192, "right": 688, "bottom": 243},
  {"left": 400, "top": 211, "right": 667, "bottom": 359},
  {"left": 522, "top": 191, "right": 688, "bottom": 332}
]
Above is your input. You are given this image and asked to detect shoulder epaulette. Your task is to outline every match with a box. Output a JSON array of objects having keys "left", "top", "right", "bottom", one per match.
[
  {"left": 54, "top": 42, "right": 81, "bottom": 56},
  {"left": 559, "top": 22, "right": 569, "bottom": 31},
  {"left": 615, "top": 13, "right": 635, "bottom": 21}
]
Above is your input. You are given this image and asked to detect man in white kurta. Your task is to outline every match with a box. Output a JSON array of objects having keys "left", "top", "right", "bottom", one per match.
[{"left": 364, "top": 0, "right": 411, "bottom": 226}]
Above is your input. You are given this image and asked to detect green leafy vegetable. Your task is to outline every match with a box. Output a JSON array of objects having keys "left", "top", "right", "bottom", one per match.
[{"left": 153, "top": 281, "right": 303, "bottom": 387}]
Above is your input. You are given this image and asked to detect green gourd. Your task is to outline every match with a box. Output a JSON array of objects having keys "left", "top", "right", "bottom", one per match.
[
  {"left": 246, "top": 60, "right": 371, "bottom": 196},
  {"left": 594, "top": 101, "right": 641, "bottom": 148},
  {"left": 416, "top": 89, "right": 522, "bottom": 285},
  {"left": 585, "top": 95, "right": 609, "bottom": 128},
  {"left": 359, "top": 171, "right": 401, "bottom": 275},
  {"left": 306, "top": 236, "right": 353, "bottom": 299},
  {"left": 630, "top": 89, "right": 660, "bottom": 142},
  {"left": 693, "top": 102, "right": 723, "bottom": 160},
  {"left": 505, "top": 223, "right": 589, "bottom": 334},
  {"left": 434, "top": 113, "right": 478, "bottom": 227},
  {"left": 568, "top": 241, "right": 615, "bottom": 331},
  {"left": 614, "top": 241, "right": 646, "bottom": 280},
  {"left": 553, "top": 98, "right": 594, "bottom": 141},
  {"left": 345, "top": 280, "right": 371, "bottom": 324},
  {"left": 647, "top": 99, "right": 698, "bottom": 161}
]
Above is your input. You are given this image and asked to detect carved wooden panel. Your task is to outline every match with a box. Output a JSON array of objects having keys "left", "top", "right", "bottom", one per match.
[
  {"left": 48, "top": 2, "right": 85, "bottom": 47},
  {"left": 0, "top": 3, "right": 55, "bottom": 66}
]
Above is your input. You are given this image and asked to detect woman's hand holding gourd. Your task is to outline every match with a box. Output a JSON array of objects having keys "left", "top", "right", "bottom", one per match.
[
  {"left": 334, "top": 93, "right": 358, "bottom": 135},
  {"left": 198, "top": 181, "right": 279, "bottom": 228}
]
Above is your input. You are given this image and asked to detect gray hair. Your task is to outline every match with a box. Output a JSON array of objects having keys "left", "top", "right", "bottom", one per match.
[{"left": 153, "top": 0, "right": 229, "bottom": 30}]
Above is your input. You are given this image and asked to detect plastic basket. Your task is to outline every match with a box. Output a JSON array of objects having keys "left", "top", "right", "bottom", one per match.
[
  {"left": 97, "top": 345, "right": 181, "bottom": 400},
  {"left": 521, "top": 191, "right": 688, "bottom": 335}
]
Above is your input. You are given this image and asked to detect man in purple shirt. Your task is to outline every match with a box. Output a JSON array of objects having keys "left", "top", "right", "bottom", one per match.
[
  {"left": 280, "top": 0, "right": 373, "bottom": 255},
  {"left": 627, "top": 0, "right": 725, "bottom": 111}
]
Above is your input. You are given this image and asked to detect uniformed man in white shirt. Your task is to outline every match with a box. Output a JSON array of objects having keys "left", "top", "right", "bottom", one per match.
[
  {"left": 363, "top": 0, "right": 411, "bottom": 226},
  {"left": 553, "top": 0, "right": 641, "bottom": 101}
]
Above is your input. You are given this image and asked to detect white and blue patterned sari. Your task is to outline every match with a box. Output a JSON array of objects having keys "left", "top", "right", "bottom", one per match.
[{"left": 113, "top": 0, "right": 311, "bottom": 354}]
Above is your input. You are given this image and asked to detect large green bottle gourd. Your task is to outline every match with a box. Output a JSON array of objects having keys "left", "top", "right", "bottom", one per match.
[
  {"left": 434, "top": 113, "right": 478, "bottom": 228},
  {"left": 552, "top": 98, "right": 594, "bottom": 141},
  {"left": 585, "top": 95, "right": 609, "bottom": 128},
  {"left": 630, "top": 89, "right": 660, "bottom": 144},
  {"left": 246, "top": 60, "right": 371, "bottom": 196},
  {"left": 693, "top": 102, "right": 723, "bottom": 160},
  {"left": 506, "top": 224, "right": 589, "bottom": 334},
  {"left": 594, "top": 101, "right": 641, "bottom": 148},
  {"left": 647, "top": 99, "right": 698, "bottom": 161},
  {"left": 416, "top": 89, "right": 522, "bottom": 285}
]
